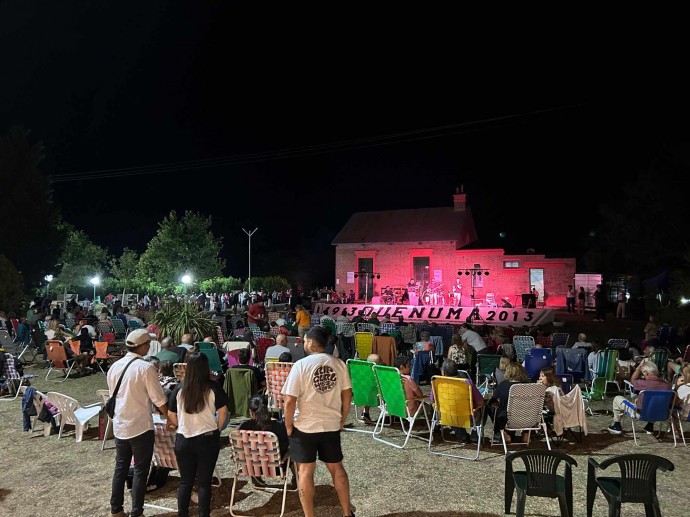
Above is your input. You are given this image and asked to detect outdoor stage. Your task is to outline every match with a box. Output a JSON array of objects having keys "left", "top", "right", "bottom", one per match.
[{"left": 314, "top": 302, "right": 555, "bottom": 327}]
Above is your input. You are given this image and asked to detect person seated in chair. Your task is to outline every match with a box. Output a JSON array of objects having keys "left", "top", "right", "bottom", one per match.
[
  {"left": 486, "top": 363, "right": 530, "bottom": 444},
  {"left": 538, "top": 367, "right": 563, "bottom": 414},
  {"left": 431, "top": 359, "right": 484, "bottom": 443},
  {"left": 607, "top": 361, "right": 671, "bottom": 435},
  {"left": 396, "top": 354, "right": 425, "bottom": 415},
  {"left": 231, "top": 347, "right": 265, "bottom": 387},
  {"left": 238, "top": 394, "right": 295, "bottom": 487}
]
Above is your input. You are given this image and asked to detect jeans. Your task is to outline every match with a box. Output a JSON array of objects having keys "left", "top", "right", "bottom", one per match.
[
  {"left": 111, "top": 430, "right": 154, "bottom": 517},
  {"left": 175, "top": 430, "right": 221, "bottom": 517}
]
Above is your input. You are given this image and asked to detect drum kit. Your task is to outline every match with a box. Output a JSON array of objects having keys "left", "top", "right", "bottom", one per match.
[{"left": 421, "top": 283, "right": 447, "bottom": 305}]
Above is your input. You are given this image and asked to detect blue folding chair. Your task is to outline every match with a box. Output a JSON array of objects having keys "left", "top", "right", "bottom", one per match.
[
  {"left": 622, "top": 390, "right": 677, "bottom": 446},
  {"left": 524, "top": 349, "right": 554, "bottom": 382}
]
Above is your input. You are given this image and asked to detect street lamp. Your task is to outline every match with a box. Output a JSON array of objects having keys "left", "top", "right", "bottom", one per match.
[
  {"left": 90, "top": 276, "right": 100, "bottom": 302},
  {"left": 242, "top": 227, "right": 258, "bottom": 294},
  {"left": 44, "top": 274, "right": 53, "bottom": 297},
  {"left": 181, "top": 274, "right": 192, "bottom": 295}
]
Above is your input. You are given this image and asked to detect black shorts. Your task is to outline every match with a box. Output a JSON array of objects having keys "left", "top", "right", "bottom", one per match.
[{"left": 288, "top": 427, "right": 343, "bottom": 464}]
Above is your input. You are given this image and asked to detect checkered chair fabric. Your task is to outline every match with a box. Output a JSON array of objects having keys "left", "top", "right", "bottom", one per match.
[
  {"left": 357, "top": 323, "right": 377, "bottom": 334},
  {"left": 379, "top": 322, "right": 398, "bottom": 334},
  {"left": 337, "top": 322, "right": 356, "bottom": 337},
  {"left": 230, "top": 430, "right": 285, "bottom": 479},
  {"left": 354, "top": 332, "right": 374, "bottom": 360},
  {"left": 256, "top": 337, "right": 275, "bottom": 363},
  {"left": 513, "top": 336, "right": 535, "bottom": 363},
  {"left": 265, "top": 362, "right": 293, "bottom": 410},
  {"left": 506, "top": 383, "right": 547, "bottom": 429},
  {"left": 253, "top": 330, "right": 270, "bottom": 340},
  {"left": 153, "top": 422, "right": 178, "bottom": 470},
  {"left": 232, "top": 328, "right": 247, "bottom": 338}
]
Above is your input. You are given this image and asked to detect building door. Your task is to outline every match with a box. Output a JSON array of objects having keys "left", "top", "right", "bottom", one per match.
[
  {"left": 413, "top": 257, "right": 430, "bottom": 293},
  {"left": 357, "top": 258, "right": 374, "bottom": 301},
  {"left": 529, "top": 268, "right": 544, "bottom": 305}
]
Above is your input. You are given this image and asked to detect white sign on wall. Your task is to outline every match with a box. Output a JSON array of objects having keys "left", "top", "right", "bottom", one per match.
[
  {"left": 346, "top": 272, "right": 355, "bottom": 284},
  {"left": 434, "top": 269, "right": 442, "bottom": 282}
]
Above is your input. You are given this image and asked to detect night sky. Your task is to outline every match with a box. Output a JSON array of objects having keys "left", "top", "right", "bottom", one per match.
[{"left": 3, "top": 3, "right": 689, "bottom": 287}]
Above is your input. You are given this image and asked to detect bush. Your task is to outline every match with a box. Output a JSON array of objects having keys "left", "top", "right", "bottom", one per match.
[{"left": 152, "top": 300, "right": 217, "bottom": 343}]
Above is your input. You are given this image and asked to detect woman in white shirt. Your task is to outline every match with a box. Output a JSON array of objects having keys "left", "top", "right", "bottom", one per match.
[{"left": 167, "top": 353, "right": 228, "bottom": 517}]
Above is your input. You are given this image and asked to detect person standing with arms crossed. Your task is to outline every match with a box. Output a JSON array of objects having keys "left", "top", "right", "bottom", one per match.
[
  {"left": 107, "top": 329, "right": 168, "bottom": 517},
  {"left": 282, "top": 327, "right": 355, "bottom": 517}
]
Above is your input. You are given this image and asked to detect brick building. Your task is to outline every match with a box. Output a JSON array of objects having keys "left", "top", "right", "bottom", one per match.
[{"left": 332, "top": 188, "right": 576, "bottom": 308}]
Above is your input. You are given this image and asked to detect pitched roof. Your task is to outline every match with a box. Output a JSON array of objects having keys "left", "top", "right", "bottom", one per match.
[{"left": 332, "top": 206, "right": 478, "bottom": 248}]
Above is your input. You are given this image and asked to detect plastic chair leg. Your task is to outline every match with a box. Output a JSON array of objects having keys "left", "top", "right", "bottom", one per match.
[
  {"left": 515, "top": 488, "right": 526, "bottom": 517},
  {"left": 558, "top": 492, "right": 570, "bottom": 517}
]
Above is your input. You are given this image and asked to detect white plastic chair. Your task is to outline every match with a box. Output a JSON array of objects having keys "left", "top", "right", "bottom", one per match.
[
  {"left": 46, "top": 391, "right": 103, "bottom": 442},
  {"left": 96, "top": 389, "right": 114, "bottom": 450}
]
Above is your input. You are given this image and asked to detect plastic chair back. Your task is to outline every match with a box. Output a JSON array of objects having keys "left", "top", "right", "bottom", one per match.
[{"left": 347, "top": 359, "right": 379, "bottom": 408}]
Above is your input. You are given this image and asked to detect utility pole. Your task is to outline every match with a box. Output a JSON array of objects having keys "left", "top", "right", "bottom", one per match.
[{"left": 242, "top": 227, "right": 259, "bottom": 294}]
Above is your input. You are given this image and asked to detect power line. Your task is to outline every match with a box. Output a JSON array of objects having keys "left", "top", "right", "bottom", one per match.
[{"left": 49, "top": 104, "right": 580, "bottom": 183}]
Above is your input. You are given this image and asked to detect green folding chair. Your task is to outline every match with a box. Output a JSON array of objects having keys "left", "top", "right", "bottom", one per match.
[
  {"left": 346, "top": 359, "right": 381, "bottom": 434},
  {"left": 650, "top": 349, "right": 670, "bottom": 380},
  {"left": 196, "top": 341, "right": 214, "bottom": 351},
  {"left": 476, "top": 354, "right": 502, "bottom": 397},
  {"left": 200, "top": 347, "right": 223, "bottom": 373},
  {"left": 583, "top": 349, "right": 619, "bottom": 414},
  {"left": 372, "top": 364, "right": 430, "bottom": 449}
]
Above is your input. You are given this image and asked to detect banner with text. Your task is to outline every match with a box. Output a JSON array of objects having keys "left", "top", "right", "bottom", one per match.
[{"left": 314, "top": 303, "right": 555, "bottom": 327}]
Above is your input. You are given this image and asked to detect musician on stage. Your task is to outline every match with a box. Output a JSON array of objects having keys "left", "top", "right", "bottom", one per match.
[
  {"left": 428, "top": 280, "right": 441, "bottom": 305},
  {"left": 452, "top": 278, "right": 463, "bottom": 307}
]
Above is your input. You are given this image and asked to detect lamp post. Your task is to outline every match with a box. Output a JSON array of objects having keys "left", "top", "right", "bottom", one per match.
[
  {"left": 44, "top": 274, "right": 53, "bottom": 297},
  {"left": 181, "top": 274, "right": 192, "bottom": 295},
  {"left": 353, "top": 270, "right": 381, "bottom": 303},
  {"left": 458, "top": 264, "right": 490, "bottom": 304},
  {"left": 242, "top": 227, "right": 258, "bottom": 294},
  {"left": 90, "top": 276, "right": 100, "bottom": 303}
]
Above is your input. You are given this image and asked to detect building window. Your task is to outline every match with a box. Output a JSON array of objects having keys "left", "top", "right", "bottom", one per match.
[{"left": 504, "top": 261, "right": 519, "bottom": 268}]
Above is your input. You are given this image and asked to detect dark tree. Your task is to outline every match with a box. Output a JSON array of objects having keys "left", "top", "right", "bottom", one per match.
[{"left": 0, "top": 127, "right": 64, "bottom": 286}]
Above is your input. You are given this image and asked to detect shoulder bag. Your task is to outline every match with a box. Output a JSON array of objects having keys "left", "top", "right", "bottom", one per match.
[{"left": 104, "top": 357, "right": 141, "bottom": 418}]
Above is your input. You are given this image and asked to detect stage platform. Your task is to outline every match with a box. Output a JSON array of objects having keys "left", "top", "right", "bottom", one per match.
[{"left": 314, "top": 302, "right": 555, "bottom": 327}]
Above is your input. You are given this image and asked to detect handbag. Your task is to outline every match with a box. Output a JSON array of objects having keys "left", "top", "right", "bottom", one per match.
[{"left": 104, "top": 357, "right": 141, "bottom": 418}]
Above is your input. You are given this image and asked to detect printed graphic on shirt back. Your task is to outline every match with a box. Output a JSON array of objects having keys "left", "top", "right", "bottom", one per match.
[{"left": 313, "top": 365, "right": 337, "bottom": 393}]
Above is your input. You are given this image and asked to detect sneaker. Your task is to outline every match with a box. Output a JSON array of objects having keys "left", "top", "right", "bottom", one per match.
[
  {"left": 608, "top": 422, "right": 623, "bottom": 435},
  {"left": 360, "top": 411, "right": 372, "bottom": 423},
  {"left": 454, "top": 428, "right": 469, "bottom": 444},
  {"left": 644, "top": 422, "right": 655, "bottom": 435},
  {"left": 110, "top": 511, "right": 128, "bottom": 517}
]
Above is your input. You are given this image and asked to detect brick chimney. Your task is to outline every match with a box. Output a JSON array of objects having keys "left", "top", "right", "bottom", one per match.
[{"left": 453, "top": 185, "right": 467, "bottom": 211}]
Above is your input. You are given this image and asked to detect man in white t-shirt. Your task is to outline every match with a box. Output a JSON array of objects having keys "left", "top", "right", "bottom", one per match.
[
  {"left": 107, "top": 329, "right": 168, "bottom": 517},
  {"left": 282, "top": 327, "right": 354, "bottom": 517}
]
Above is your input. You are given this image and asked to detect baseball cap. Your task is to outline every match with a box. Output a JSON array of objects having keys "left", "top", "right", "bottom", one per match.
[{"left": 126, "top": 328, "right": 152, "bottom": 348}]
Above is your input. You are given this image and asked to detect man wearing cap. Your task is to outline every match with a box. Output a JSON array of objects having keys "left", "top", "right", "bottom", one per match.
[{"left": 107, "top": 328, "right": 168, "bottom": 517}]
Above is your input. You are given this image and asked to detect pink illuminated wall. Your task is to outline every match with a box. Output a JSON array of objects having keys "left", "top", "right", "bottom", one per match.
[{"left": 334, "top": 243, "right": 575, "bottom": 308}]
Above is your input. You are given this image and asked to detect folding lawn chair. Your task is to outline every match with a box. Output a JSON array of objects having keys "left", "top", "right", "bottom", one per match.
[
  {"left": 0, "top": 353, "right": 35, "bottom": 400},
  {"left": 44, "top": 341, "right": 76, "bottom": 382},
  {"left": 346, "top": 359, "right": 381, "bottom": 434},
  {"left": 265, "top": 361, "right": 293, "bottom": 418},
  {"left": 354, "top": 331, "right": 374, "bottom": 360},
  {"left": 372, "top": 364, "right": 431, "bottom": 449},
  {"left": 494, "top": 382, "right": 551, "bottom": 455},
  {"left": 513, "top": 336, "right": 535, "bottom": 363},
  {"left": 229, "top": 429, "right": 296, "bottom": 517},
  {"left": 428, "top": 375, "right": 484, "bottom": 460},
  {"left": 476, "top": 354, "right": 501, "bottom": 397},
  {"left": 622, "top": 389, "right": 678, "bottom": 446}
]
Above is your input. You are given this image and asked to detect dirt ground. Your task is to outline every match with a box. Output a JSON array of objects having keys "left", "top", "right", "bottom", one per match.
[{"left": 2, "top": 310, "right": 688, "bottom": 516}]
